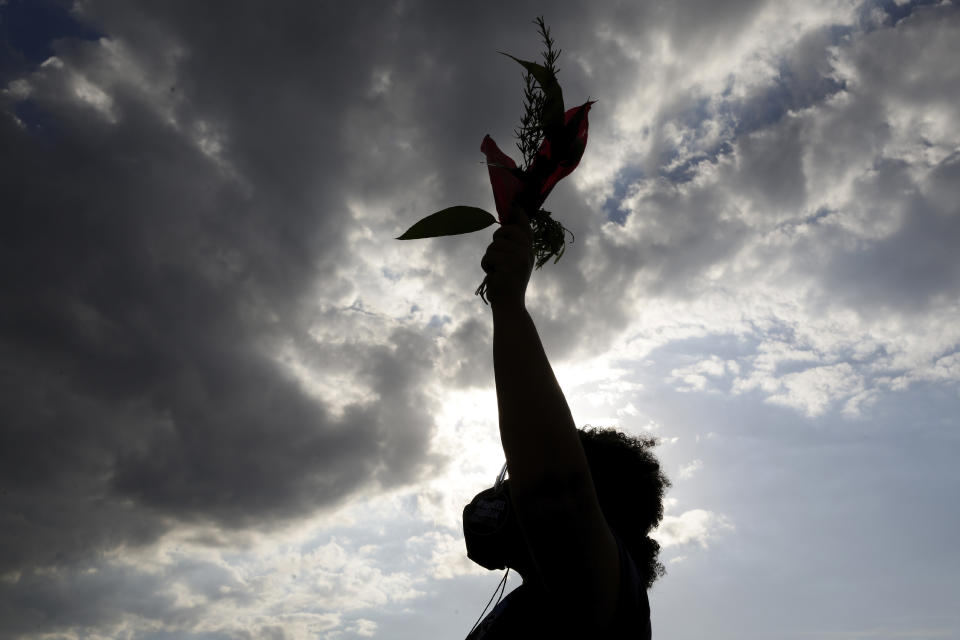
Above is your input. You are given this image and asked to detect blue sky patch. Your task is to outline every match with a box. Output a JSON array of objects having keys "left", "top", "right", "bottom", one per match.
[{"left": 0, "top": 0, "right": 102, "bottom": 79}]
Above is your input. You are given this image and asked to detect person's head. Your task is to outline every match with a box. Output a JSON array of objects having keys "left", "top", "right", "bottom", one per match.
[
  {"left": 463, "top": 427, "right": 671, "bottom": 587},
  {"left": 578, "top": 426, "right": 671, "bottom": 588}
]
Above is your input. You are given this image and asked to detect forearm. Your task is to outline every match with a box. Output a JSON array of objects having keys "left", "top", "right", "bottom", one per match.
[{"left": 492, "top": 303, "right": 592, "bottom": 496}]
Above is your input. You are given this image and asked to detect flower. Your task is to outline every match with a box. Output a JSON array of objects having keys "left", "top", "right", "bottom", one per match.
[
  {"left": 481, "top": 100, "right": 595, "bottom": 224},
  {"left": 530, "top": 100, "right": 595, "bottom": 203},
  {"left": 480, "top": 135, "right": 524, "bottom": 224}
]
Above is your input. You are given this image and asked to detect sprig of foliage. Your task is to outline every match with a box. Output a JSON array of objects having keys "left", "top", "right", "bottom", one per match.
[
  {"left": 515, "top": 16, "right": 561, "bottom": 170},
  {"left": 512, "top": 17, "right": 574, "bottom": 276},
  {"left": 514, "top": 72, "right": 543, "bottom": 171}
]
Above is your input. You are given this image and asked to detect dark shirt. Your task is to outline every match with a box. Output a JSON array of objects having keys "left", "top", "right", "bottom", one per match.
[{"left": 465, "top": 532, "right": 652, "bottom": 639}]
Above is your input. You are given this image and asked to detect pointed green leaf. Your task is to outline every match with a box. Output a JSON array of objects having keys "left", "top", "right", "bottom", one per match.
[
  {"left": 500, "top": 52, "right": 564, "bottom": 130},
  {"left": 396, "top": 206, "right": 497, "bottom": 240}
]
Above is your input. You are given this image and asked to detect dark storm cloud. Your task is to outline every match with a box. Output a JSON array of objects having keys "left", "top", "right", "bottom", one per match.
[
  {"left": 0, "top": 0, "right": 466, "bottom": 586},
  {"left": 0, "top": 560, "right": 180, "bottom": 637},
  {"left": 0, "top": 552, "right": 273, "bottom": 638}
]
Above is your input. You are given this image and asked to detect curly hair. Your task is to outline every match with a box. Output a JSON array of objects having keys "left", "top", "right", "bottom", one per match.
[{"left": 577, "top": 426, "right": 671, "bottom": 589}]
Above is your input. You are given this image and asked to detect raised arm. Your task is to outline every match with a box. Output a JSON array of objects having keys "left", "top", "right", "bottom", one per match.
[
  {"left": 481, "top": 211, "right": 591, "bottom": 495},
  {"left": 481, "top": 208, "right": 620, "bottom": 628}
]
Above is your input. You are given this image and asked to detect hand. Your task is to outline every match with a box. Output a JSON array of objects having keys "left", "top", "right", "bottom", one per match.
[{"left": 480, "top": 205, "right": 535, "bottom": 309}]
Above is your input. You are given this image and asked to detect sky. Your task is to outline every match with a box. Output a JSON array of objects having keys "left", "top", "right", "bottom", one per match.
[{"left": 1, "top": 0, "right": 959, "bottom": 638}]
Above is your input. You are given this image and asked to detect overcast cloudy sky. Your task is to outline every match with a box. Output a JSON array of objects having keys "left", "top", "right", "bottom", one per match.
[{"left": 1, "top": 0, "right": 959, "bottom": 638}]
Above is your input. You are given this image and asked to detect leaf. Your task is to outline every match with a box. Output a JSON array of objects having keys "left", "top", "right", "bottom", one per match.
[
  {"left": 396, "top": 206, "right": 497, "bottom": 240},
  {"left": 499, "top": 52, "right": 564, "bottom": 130}
]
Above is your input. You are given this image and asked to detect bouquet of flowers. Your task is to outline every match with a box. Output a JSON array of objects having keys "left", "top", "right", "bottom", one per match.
[{"left": 397, "top": 17, "right": 595, "bottom": 302}]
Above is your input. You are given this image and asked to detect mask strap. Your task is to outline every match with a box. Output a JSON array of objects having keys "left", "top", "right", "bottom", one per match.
[
  {"left": 467, "top": 568, "right": 510, "bottom": 637},
  {"left": 494, "top": 461, "right": 508, "bottom": 491},
  {"left": 466, "top": 461, "right": 511, "bottom": 637}
]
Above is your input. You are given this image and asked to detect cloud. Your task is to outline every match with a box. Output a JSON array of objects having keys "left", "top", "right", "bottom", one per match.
[
  {"left": 2, "top": 1, "right": 959, "bottom": 638},
  {"left": 678, "top": 459, "right": 704, "bottom": 479},
  {"left": 0, "top": 0, "right": 452, "bottom": 586},
  {"left": 670, "top": 355, "right": 740, "bottom": 392},
  {"left": 404, "top": 531, "right": 483, "bottom": 580},
  {"left": 536, "top": 0, "right": 960, "bottom": 418},
  {"left": 652, "top": 508, "right": 734, "bottom": 549},
  {"left": 765, "top": 362, "right": 865, "bottom": 416}
]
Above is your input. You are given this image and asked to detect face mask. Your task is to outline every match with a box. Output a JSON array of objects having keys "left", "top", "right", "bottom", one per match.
[{"left": 462, "top": 462, "right": 532, "bottom": 572}]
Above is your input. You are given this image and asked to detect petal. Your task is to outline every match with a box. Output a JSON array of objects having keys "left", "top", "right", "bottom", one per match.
[
  {"left": 531, "top": 100, "right": 595, "bottom": 202},
  {"left": 481, "top": 135, "right": 523, "bottom": 223}
]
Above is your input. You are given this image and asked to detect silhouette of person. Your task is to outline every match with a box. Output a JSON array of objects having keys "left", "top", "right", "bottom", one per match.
[{"left": 462, "top": 206, "right": 670, "bottom": 638}]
